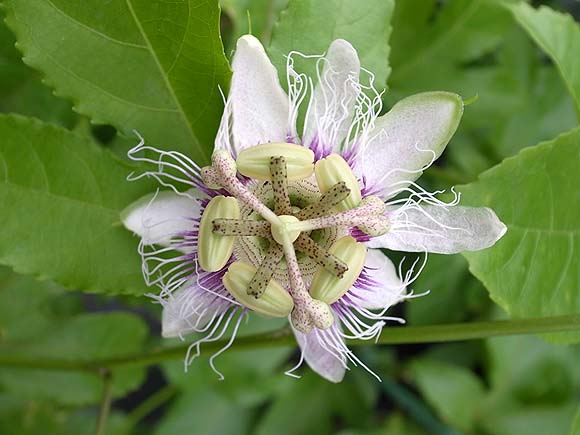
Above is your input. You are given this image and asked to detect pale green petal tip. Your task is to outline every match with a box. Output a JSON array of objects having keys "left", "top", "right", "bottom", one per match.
[{"left": 400, "top": 91, "right": 465, "bottom": 149}]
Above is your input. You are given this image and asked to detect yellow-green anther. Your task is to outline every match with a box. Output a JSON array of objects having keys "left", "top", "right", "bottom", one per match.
[
  {"left": 248, "top": 243, "right": 284, "bottom": 297},
  {"left": 294, "top": 233, "right": 348, "bottom": 278},
  {"left": 223, "top": 262, "right": 294, "bottom": 317},
  {"left": 236, "top": 143, "right": 314, "bottom": 181},
  {"left": 271, "top": 215, "right": 301, "bottom": 245},
  {"left": 309, "top": 236, "right": 366, "bottom": 304},
  {"left": 198, "top": 196, "right": 240, "bottom": 272},
  {"left": 297, "top": 182, "right": 351, "bottom": 220},
  {"left": 212, "top": 219, "right": 271, "bottom": 237},
  {"left": 314, "top": 154, "right": 361, "bottom": 210}
]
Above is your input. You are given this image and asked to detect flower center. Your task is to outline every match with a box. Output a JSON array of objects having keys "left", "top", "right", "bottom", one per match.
[
  {"left": 271, "top": 215, "right": 301, "bottom": 244},
  {"left": 199, "top": 146, "right": 389, "bottom": 333}
]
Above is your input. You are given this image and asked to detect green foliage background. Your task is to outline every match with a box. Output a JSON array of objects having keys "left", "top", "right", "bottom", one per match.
[{"left": 0, "top": 0, "right": 579, "bottom": 434}]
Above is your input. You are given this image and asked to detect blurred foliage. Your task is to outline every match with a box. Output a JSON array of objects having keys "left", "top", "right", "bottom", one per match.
[{"left": 0, "top": 0, "right": 579, "bottom": 434}]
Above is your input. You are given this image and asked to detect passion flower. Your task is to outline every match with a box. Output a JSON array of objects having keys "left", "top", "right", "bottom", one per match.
[{"left": 122, "top": 35, "right": 506, "bottom": 382}]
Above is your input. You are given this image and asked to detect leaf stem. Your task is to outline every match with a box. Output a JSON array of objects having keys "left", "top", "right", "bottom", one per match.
[
  {"left": 124, "top": 385, "right": 178, "bottom": 429},
  {"left": 382, "top": 379, "right": 460, "bottom": 435},
  {"left": 0, "top": 315, "right": 579, "bottom": 372},
  {"left": 94, "top": 368, "right": 113, "bottom": 435}
]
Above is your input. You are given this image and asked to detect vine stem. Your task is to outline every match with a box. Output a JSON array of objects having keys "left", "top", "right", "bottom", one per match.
[
  {"left": 0, "top": 315, "right": 579, "bottom": 372},
  {"left": 94, "top": 369, "right": 113, "bottom": 435}
]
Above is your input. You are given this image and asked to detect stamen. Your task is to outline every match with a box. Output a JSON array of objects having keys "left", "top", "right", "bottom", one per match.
[
  {"left": 248, "top": 243, "right": 284, "bottom": 297},
  {"left": 296, "top": 182, "right": 350, "bottom": 220},
  {"left": 310, "top": 237, "right": 366, "bottom": 304},
  {"left": 222, "top": 262, "right": 294, "bottom": 317},
  {"left": 314, "top": 153, "right": 362, "bottom": 210},
  {"left": 198, "top": 196, "right": 240, "bottom": 272},
  {"left": 236, "top": 143, "right": 315, "bottom": 181},
  {"left": 208, "top": 150, "right": 280, "bottom": 225},
  {"left": 294, "top": 234, "right": 348, "bottom": 278},
  {"left": 212, "top": 219, "right": 271, "bottom": 237}
]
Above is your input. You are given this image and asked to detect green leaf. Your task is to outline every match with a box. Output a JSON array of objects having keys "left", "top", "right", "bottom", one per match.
[
  {"left": 482, "top": 29, "right": 577, "bottom": 159},
  {"left": 0, "top": 115, "right": 156, "bottom": 294},
  {"left": 1, "top": 0, "right": 231, "bottom": 163},
  {"left": 486, "top": 336, "right": 580, "bottom": 404},
  {"left": 507, "top": 2, "right": 580, "bottom": 118},
  {"left": 460, "top": 128, "right": 580, "bottom": 342},
  {"left": 0, "top": 308, "right": 148, "bottom": 405},
  {"left": 254, "top": 372, "right": 334, "bottom": 435},
  {"left": 0, "top": 396, "right": 130, "bottom": 435},
  {"left": 440, "top": 27, "right": 576, "bottom": 166},
  {"left": 411, "top": 359, "right": 486, "bottom": 432},
  {"left": 154, "top": 390, "right": 251, "bottom": 435},
  {"left": 571, "top": 407, "right": 580, "bottom": 435},
  {"left": 0, "top": 266, "right": 72, "bottom": 342},
  {"left": 379, "top": 413, "right": 430, "bottom": 435},
  {"left": 389, "top": 0, "right": 513, "bottom": 88},
  {"left": 221, "top": 0, "right": 289, "bottom": 48},
  {"left": 255, "top": 371, "right": 377, "bottom": 435},
  {"left": 0, "top": 16, "right": 75, "bottom": 127},
  {"left": 406, "top": 253, "right": 489, "bottom": 326},
  {"left": 483, "top": 402, "right": 579, "bottom": 435},
  {"left": 163, "top": 316, "right": 292, "bottom": 407},
  {"left": 268, "top": 0, "right": 394, "bottom": 91}
]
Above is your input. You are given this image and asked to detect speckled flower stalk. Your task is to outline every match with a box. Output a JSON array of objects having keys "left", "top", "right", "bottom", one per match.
[{"left": 121, "top": 35, "right": 506, "bottom": 382}]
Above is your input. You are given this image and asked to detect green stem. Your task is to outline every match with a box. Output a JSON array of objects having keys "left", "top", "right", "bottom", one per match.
[
  {"left": 382, "top": 379, "right": 460, "bottom": 435},
  {"left": 0, "top": 315, "right": 579, "bottom": 372},
  {"left": 125, "top": 385, "right": 178, "bottom": 429},
  {"left": 94, "top": 369, "right": 113, "bottom": 435}
]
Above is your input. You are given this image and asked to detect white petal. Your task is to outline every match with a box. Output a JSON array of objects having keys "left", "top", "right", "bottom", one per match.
[
  {"left": 292, "top": 325, "right": 346, "bottom": 383},
  {"left": 121, "top": 189, "right": 203, "bottom": 247},
  {"left": 368, "top": 205, "right": 507, "bottom": 254},
  {"left": 354, "top": 249, "right": 406, "bottom": 310},
  {"left": 361, "top": 92, "right": 463, "bottom": 198},
  {"left": 220, "top": 35, "right": 290, "bottom": 154},
  {"left": 162, "top": 281, "right": 218, "bottom": 338},
  {"left": 303, "top": 39, "right": 361, "bottom": 154}
]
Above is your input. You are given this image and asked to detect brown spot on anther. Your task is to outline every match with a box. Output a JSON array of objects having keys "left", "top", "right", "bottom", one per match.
[
  {"left": 212, "top": 219, "right": 271, "bottom": 236},
  {"left": 247, "top": 243, "right": 284, "bottom": 297},
  {"left": 297, "top": 182, "right": 351, "bottom": 220},
  {"left": 294, "top": 234, "right": 348, "bottom": 278}
]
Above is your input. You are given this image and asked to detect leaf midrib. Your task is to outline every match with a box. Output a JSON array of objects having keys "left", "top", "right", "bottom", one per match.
[
  {"left": 0, "top": 181, "right": 121, "bottom": 216},
  {"left": 124, "top": 0, "right": 200, "bottom": 147}
]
